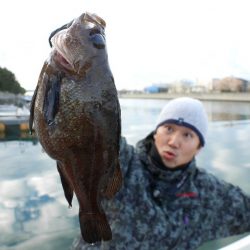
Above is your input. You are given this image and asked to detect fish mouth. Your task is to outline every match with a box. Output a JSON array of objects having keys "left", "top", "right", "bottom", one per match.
[
  {"left": 51, "top": 31, "right": 76, "bottom": 72},
  {"left": 54, "top": 50, "right": 75, "bottom": 72}
]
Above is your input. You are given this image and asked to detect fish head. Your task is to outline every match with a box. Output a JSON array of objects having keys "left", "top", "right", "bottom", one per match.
[{"left": 51, "top": 12, "right": 107, "bottom": 74}]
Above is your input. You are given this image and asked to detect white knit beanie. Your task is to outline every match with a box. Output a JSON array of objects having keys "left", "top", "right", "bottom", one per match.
[{"left": 155, "top": 97, "right": 208, "bottom": 146}]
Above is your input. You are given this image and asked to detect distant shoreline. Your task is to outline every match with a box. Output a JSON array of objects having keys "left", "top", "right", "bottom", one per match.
[{"left": 119, "top": 92, "right": 250, "bottom": 102}]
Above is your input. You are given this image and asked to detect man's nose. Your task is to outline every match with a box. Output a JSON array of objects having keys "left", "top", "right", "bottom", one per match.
[{"left": 168, "top": 132, "right": 181, "bottom": 148}]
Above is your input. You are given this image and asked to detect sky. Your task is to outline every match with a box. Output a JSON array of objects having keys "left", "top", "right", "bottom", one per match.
[{"left": 1, "top": 0, "right": 250, "bottom": 91}]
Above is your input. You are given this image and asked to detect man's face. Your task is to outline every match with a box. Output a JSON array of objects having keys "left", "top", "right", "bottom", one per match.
[{"left": 153, "top": 123, "right": 201, "bottom": 169}]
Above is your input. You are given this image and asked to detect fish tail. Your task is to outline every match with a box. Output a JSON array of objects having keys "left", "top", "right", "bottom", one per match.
[
  {"left": 79, "top": 212, "right": 112, "bottom": 243},
  {"left": 104, "top": 163, "right": 123, "bottom": 199}
]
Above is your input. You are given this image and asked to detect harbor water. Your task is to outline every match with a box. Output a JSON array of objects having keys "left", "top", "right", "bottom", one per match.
[{"left": 0, "top": 98, "right": 250, "bottom": 250}]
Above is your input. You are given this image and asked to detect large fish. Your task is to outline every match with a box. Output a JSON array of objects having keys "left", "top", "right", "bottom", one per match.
[{"left": 29, "top": 12, "right": 122, "bottom": 243}]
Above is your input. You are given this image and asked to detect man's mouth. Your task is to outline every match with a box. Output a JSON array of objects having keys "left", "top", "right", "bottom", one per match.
[{"left": 163, "top": 151, "right": 176, "bottom": 160}]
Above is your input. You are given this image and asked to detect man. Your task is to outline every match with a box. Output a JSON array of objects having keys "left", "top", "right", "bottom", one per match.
[{"left": 73, "top": 97, "right": 250, "bottom": 250}]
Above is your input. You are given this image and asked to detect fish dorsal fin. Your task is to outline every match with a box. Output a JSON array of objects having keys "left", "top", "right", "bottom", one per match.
[{"left": 29, "top": 84, "right": 39, "bottom": 134}]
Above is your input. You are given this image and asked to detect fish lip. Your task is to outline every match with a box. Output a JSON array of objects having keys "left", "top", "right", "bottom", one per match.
[{"left": 54, "top": 50, "right": 75, "bottom": 72}]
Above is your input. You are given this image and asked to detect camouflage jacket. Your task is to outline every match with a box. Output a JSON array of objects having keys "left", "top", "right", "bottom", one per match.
[{"left": 72, "top": 133, "right": 250, "bottom": 250}]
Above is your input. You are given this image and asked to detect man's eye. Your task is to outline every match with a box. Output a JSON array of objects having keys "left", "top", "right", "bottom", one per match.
[
  {"left": 165, "top": 126, "right": 173, "bottom": 133},
  {"left": 184, "top": 132, "right": 192, "bottom": 138}
]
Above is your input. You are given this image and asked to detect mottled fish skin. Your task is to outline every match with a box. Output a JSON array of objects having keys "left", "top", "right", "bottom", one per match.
[{"left": 29, "top": 12, "right": 122, "bottom": 244}]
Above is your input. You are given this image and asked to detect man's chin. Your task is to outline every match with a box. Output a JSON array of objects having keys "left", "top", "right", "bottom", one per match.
[{"left": 162, "top": 159, "right": 178, "bottom": 169}]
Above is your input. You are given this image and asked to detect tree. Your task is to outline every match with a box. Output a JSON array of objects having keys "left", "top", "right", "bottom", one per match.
[{"left": 0, "top": 67, "right": 26, "bottom": 94}]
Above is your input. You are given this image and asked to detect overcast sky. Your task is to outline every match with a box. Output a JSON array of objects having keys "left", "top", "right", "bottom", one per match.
[{"left": 1, "top": 0, "right": 250, "bottom": 91}]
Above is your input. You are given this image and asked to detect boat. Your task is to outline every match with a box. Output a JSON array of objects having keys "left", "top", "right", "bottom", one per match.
[{"left": 0, "top": 104, "right": 30, "bottom": 133}]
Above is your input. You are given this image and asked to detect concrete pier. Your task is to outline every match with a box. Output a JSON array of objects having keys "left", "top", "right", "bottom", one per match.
[{"left": 119, "top": 92, "right": 250, "bottom": 102}]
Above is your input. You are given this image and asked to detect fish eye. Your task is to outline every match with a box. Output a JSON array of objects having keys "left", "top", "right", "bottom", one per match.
[{"left": 89, "top": 28, "right": 101, "bottom": 36}]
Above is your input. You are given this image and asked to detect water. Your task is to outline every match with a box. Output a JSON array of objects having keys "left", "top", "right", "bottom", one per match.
[{"left": 0, "top": 98, "right": 250, "bottom": 250}]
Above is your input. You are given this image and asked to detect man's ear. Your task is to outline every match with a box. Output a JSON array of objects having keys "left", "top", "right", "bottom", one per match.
[
  {"left": 195, "top": 146, "right": 202, "bottom": 156},
  {"left": 153, "top": 130, "right": 157, "bottom": 140}
]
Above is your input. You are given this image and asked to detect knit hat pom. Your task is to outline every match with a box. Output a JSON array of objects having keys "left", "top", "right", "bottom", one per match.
[{"left": 155, "top": 97, "right": 208, "bottom": 146}]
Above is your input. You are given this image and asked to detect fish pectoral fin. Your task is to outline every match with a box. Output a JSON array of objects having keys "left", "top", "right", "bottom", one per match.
[
  {"left": 57, "top": 162, "right": 74, "bottom": 207},
  {"left": 104, "top": 163, "right": 123, "bottom": 199},
  {"left": 79, "top": 212, "right": 112, "bottom": 243},
  {"left": 43, "top": 74, "right": 61, "bottom": 125}
]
